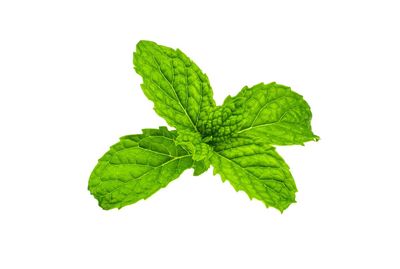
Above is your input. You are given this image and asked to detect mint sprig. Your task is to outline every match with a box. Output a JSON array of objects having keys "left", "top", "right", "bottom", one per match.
[{"left": 89, "top": 40, "right": 319, "bottom": 212}]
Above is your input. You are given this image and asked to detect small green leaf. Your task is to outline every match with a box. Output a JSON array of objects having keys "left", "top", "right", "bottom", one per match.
[
  {"left": 197, "top": 95, "right": 245, "bottom": 143},
  {"left": 175, "top": 130, "right": 212, "bottom": 176},
  {"left": 175, "top": 130, "right": 213, "bottom": 161},
  {"left": 88, "top": 127, "right": 193, "bottom": 210},
  {"left": 210, "top": 137, "right": 297, "bottom": 212},
  {"left": 134, "top": 40, "right": 216, "bottom": 132},
  {"left": 193, "top": 159, "right": 211, "bottom": 176}
]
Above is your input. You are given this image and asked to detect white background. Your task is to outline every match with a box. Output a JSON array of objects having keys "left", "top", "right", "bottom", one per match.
[{"left": 1, "top": 0, "right": 399, "bottom": 268}]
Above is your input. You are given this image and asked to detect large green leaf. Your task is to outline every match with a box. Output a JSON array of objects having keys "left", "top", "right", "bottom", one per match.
[
  {"left": 134, "top": 40, "right": 216, "bottom": 133},
  {"left": 88, "top": 127, "right": 193, "bottom": 209},
  {"left": 210, "top": 137, "right": 297, "bottom": 212},
  {"left": 213, "top": 82, "right": 319, "bottom": 145}
]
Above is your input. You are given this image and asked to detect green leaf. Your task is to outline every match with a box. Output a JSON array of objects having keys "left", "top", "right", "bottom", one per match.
[
  {"left": 88, "top": 127, "right": 193, "bottom": 210},
  {"left": 175, "top": 130, "right": 212, "bottom": 176},
  {"left": 210, "top": 137, "right": 297, "bottom": 212},
  {"left": 219, "top": 82, "right": 319, "bottom": 145},
  {"left": 197, "top": 95, "right": 245, "bottom": 143},
  {"left": 175, "top": 130, "right": 212, "bottom": 161},
  {"left": 134, "top": 40, "right": 216, "bottom": 133},
  {"left": 193, "top": 159, "right": 211, "bottom": 176}
]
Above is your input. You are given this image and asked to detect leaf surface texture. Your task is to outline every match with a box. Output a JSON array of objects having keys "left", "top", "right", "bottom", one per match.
[
  {"left": 211, "top": 137, "right": 297, "bottom": 212},
  {"left": 134, "top": 41, "right": 215, "bottom": 133},
  {"left": 89, "top": 127, "right": 193, "bottom": 209}
]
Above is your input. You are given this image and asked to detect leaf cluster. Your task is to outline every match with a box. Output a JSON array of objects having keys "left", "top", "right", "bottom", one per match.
[{"left": 89, "top": 41, "right": 318, "bottom": 212}]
